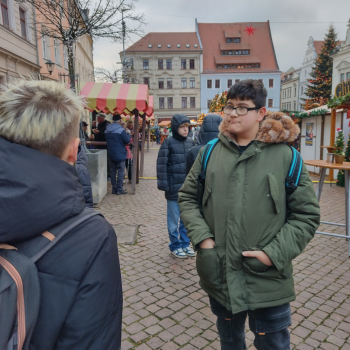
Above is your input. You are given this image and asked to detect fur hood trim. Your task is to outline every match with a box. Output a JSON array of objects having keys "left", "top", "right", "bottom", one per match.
[{"left": 219, "top": 111, "right": 300, "bottom": 144}]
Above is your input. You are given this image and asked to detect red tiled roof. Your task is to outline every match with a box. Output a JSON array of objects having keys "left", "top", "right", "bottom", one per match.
[
  {"left": 126, "top": 32, "right": 201, "bottom": 52},
  {"left": 313, "top": 41, "right": 324, "bottom": 55},
  {"left": 198, "top": 21, "right": 279, "bottom": 74},
  {"left": 215, "top": 56, "right": 261, "bottom": 64}
]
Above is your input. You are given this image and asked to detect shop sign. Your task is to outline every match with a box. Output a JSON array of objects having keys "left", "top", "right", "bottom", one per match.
[{"left": 335, "top": 80, "right": 350, "bottom": 97}]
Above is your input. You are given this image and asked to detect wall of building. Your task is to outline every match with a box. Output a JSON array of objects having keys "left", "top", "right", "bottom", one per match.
[
  {"left": 200, "top": 72, "right": 281, "bottom": 113},
  {"left": 280, "top": 74, "right": 300, "bottom": 111},
  {"left": 0, "top": 0, "right": 40, "bottom": 83},
  {"left": 125, "top": 52, "right": 201, "bottom": 121}
]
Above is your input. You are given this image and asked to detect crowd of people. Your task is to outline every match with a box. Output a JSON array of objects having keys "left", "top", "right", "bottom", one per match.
[{"left": 0, "top": 78, "right": 321, "bottom": 350}]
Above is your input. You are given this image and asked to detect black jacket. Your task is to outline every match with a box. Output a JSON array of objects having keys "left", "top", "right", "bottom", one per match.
[
  {"left": 186, "top": 114, "right": 223, "bottom": 174},
  {"left": 105, "top": 122, "right": 131, "bottom": 162},
  {"left": 94, "top": 120, "right": 108, "bottom": 149},
  {"left": 0, "top": 137, "right": 122, "bottom": 350},
  {"left": 76, "top": 145, "right": 93, "bottom": 208},
  {"left": 157, "top": 114, "right": 194, "bottom": 200}
]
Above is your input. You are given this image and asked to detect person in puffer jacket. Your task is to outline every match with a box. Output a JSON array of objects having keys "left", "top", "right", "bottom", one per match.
[
  {"left": 156, "top": 114, "right": 195, "bottom": 259},
  {"left": 76, "top": 145, "right": 93, "bottom": 208}
]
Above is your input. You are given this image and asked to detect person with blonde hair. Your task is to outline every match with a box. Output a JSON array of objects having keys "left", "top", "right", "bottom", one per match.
[{"left": 0, "top": 80, "right": 122, "bottom": 350}]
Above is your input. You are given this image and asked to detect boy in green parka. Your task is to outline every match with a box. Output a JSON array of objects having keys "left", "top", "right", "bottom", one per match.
[{"left": 178, "top": 80, "right": 320, "bottom": 350}]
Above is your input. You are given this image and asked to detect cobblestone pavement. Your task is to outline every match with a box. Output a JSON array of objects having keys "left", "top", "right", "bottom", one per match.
[{"left": 98, "top": 144, "right": 350, "bottom": 350}]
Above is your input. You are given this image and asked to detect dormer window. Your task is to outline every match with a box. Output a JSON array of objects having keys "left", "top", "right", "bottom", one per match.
[
  {"left": 177, "top": 44, "right": 180, "bottom": 48},
  {"left": 194, "top": 44, "right": 198, "bottom": 48},
  {"left": 167, "top": 44, "right": 171, "bottom": 48},
  {"left": 158, "top": 44, "right": 161, "bottom": 48},
  {"left": 221, "top": 50, "right": 250, "bottom": 55},
  {"left": 148, "top": 44, "right": 152, "bottom": 48},
  {"left": 226, "top": 38, "right": 240, "bottom": 43},
  {"left": 186, "top": 44, "right": 190, "bottom": 48}
]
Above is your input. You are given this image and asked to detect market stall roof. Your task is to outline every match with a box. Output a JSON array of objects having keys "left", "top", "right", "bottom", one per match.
[
  {"left": 158, "top": 120, "right": 171, "bottom": 127},
  {"left": 306, "top": 105, "right": 344, "bottom": 115},
  {"left": 78, "top": 82, "right": 153, "bottom": 116}
]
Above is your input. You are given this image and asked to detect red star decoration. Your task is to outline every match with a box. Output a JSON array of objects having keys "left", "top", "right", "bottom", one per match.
[{"left": 245, "top": 25, "right": 256, "bottom": 36}]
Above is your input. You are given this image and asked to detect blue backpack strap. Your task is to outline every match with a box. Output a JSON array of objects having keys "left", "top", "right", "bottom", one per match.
[
  {"left": 286, "top": 146, "right": 303, "bottom": 196},
  {"left": 201, "top": 138, "right": 220, "bottom": 173}
]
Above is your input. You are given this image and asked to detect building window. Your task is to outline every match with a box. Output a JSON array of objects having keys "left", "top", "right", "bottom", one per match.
[
  {"left": 226, "top": 38, "right": 240, "bottom": 43},
  {"left": 227, "top": 79, "right": 232, "bottom": 88},
  {"left": 182, "top": 97, "right": 187, "bottom": 108},
  {"left": 242, "top": 50, "right": 249, "bottom": 55},
  {"left": 235, "top": 79, "right": 240, "bottom": 84},
  {"left": 181, "top": 78, "right": 187, "bottom": 88},
  {"left": 341, "top": 73, "right": 345, "bottom": 82},
  {"left": 158, "top": 78, "right": 164, "bottom": 89},
  {"left": 190, "top": 97, "right": 195, "bottom": 108},
  {"left": 158, "top": 60, "right": 163, "bottom": 70},
  {"left": 216, "top": 63, "right": 260, "bottom": 69},
  {"left": 167, "top": 97, "right": 173, "bottom": 109},
  {"left": 42, "top": 35, "right": 49, "bottom": 59},
  {"left": 293, "top": 102, "right": 296, "bottom": 110},
  {"left": 207, "top": 100, "right": 211, "bottom": 109},
  {"left": 190, "top": 78, "right": 195, "bottom": 88},
  {"left": 268, "top": 99, "right": 273, "bottom": 108},
  {"left": 301, "top": 87, "right": 303, "bottom": 95},
  {"left": 207, "top": 79, "right": 212, "bottom": 88},
  {"left": 166, "top": 59, "right": 172, "bottom": 69},
  {"left": 269, "top": 79, "right": 274, "bottom": 88},
  {"left": 159, "top": 97, "right": 164, "bottom": 109},
  {"left": 1, "top": 0, "right": 9, "bottom": 27},
  {"left": 294, "top": 87, "right": 296, "bottom": 97},
  {"left": 54, "top": 39, "right": 61, "bottom": 66},
  {"left": 143, "top": 77, "right": 149, "bottom": 87},
  {"left": 222, "top": 50, "right": 250, "bottom": 55},
  {"left": 181, "top": 59, "right": 186, "bottom": 69},
  {"left": 215, "top": 79, "right": 220, "bottom": 89},
  {"left": 167, "top": 78, "right": 172, "bottom": 89},
  {"left": 143, "top": 60, "right": 149, "bottom": 70},
  {"left": 19, "top": 8, "right": 26, "bottom": 38},
  {"left": 190, "top": 59, "right": 195, "bottom": 69}
]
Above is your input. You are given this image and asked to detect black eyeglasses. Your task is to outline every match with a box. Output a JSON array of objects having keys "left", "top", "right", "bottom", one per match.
[{"left": 222, "top": 106, "right": 261, "bottom": 116}]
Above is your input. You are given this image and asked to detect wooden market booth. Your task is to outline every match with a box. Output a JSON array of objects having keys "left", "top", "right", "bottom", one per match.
[{"left": 79, "top": 82, "right": 154, "bottom": 194}]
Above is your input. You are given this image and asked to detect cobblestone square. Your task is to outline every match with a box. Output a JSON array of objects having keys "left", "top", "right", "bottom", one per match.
[{"left": 98, "top": 145, "right": 350, "bottom": 350}]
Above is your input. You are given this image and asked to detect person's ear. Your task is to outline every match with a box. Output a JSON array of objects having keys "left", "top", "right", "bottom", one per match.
[
  {"left": 257, "top": 107, "right": 266, "bottom": 122},
  {"left": 61, "top": 138, "right": 80, "bottom": 165}
]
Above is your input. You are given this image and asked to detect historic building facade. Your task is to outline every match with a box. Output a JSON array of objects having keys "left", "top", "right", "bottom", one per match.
[
  {"left": 280, "top": 67, "right": 301, "bottom": 111},
  {"left": 196, "top": 20, "right": 281, "bottom": 113},
  {"left": 123, "top": 32, "right": 202, "bottom": 122},
  {"left": 0, "top": 0, "right": 41, "bottom": 84}
]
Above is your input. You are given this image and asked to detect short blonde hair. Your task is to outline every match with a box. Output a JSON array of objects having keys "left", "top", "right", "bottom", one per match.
[{"left": 0, "top": 79, "right": 84, "bottom": 157}]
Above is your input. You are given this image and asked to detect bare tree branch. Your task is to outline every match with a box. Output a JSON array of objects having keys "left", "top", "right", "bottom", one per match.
[{"left": 94, "top": 66, "right": 122, "bottom": 83}]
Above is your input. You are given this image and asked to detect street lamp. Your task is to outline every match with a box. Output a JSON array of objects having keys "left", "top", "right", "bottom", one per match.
[{"left": 45, "top": 60, "right": 55, "bottom": 75}]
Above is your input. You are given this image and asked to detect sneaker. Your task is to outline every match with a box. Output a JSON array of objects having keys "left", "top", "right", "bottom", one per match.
[
  {"left": 183, "top": 247, "right": 196, "bottom": 257},
  {"left": 171, "top": 248, "right": 187, "bottom": 259},
  {"left": 117, "top": 190, "right": 128, "bottom": 195}
]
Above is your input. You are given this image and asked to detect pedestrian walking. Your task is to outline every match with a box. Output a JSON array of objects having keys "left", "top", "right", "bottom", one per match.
[
  {"left": 155, "top": 126, "right": 160, "bottom": 144},
  {"left": 178, "top": 79, "right": 320, "bottom": 349},
  {"left": 156, "top": 114, "right": 195, "bottom": 258},
  {"left": 186, "top": 114, "right": 223, "bottom": 174},
  {"left": 105, "top": 114, "right": 131, "bottom": 195},
  {"left": 0, "top": 79, "right": 122, "bottom": 350}
]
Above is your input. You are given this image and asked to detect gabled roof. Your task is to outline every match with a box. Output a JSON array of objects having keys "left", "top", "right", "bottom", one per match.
[
  {"left": 125, "top": 32, "right": 201, "bottom": 52},
  {"left": 197, "top": 21, "right": 279, "bottom": 74},
  {"left": 313, "top": 41, "right": 324, "bottom": 55}
]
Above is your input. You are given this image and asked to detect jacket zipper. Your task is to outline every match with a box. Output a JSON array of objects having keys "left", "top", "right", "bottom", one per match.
[{"left": 0, "top": 256, "right": 26, "bottom": 350}]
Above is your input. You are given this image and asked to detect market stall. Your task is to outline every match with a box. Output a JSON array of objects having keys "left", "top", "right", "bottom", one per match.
[{"left": 79, "top": 82, "right": 154, "bottom": 195}]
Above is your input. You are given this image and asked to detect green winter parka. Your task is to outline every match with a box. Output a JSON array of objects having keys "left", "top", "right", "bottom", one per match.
[{"left": 178, "top": 112, "right": 320, "bottom": 314}]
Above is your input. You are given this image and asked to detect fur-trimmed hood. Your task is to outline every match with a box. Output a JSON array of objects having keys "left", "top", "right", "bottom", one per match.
[{"left": 219, "top": 111, "right": 300, "bottom": 144}]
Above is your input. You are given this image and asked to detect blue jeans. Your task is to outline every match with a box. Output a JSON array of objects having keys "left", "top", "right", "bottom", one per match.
[
  {"left": 167, "top": 200, "right": 190, "bottom": 251},
  {"left": 210, "top": 297, "right": 291, "bottom": 350},
  {"left": 110, "top": 160, "right": 125, "bottom": 193}
]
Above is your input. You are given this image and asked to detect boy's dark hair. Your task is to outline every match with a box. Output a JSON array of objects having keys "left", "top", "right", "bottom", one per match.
[{"left": 227, "top": 79, "right": 267, "bottom": 108}]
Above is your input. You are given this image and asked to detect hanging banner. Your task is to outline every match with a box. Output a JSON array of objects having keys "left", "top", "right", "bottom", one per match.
[{"left": 305, "top": 123, "right": 314, "bottom": 146}]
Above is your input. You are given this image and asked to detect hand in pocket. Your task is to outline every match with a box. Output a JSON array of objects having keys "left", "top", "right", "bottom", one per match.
[{"left": 242, "top": 251, "right": 273, "bottom": 266}]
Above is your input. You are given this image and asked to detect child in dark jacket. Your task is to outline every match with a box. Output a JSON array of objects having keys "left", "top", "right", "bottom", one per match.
[{"left": 157, "top": 114, "right": 195, "bottom": 258}]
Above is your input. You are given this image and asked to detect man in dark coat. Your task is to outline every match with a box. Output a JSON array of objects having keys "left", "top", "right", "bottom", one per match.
[
  {"left": 156, "top": 114, "right": 195, "bottom": 258},
  {"left": 76, "top": 145, "right": 93, "bottom": 208},
  {"left": 0, "top": 80, "right": 122, "bottom": 350},
  {"left": 186, "top": 114, "right": 223, "bottom": 174},
  {"left": 105, "top": 114, "right": 131, "bottom": 195},
  {"left": 93, "top": 114, "right": 108, "bottom": 149}
]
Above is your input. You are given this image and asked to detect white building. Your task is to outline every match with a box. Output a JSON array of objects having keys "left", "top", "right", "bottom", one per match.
[{"left": 280, "top": 67, "right": 301, "bottom": 111}]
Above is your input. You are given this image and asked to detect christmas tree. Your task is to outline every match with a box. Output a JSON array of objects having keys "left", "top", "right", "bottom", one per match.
[
  {"left": 209, "top": 91, "right": 227, "bottom": 113},
  {"left": 333, "top": 128, "right": 345, "bottom": 155},
  {"left": 337, "top": 132, "right": 350, "bottom": 187},
  {"left": 302, "top": 25, "right": 339, "bottom": 109}
]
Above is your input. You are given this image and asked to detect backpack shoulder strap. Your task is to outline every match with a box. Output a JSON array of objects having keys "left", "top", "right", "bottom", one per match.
[
  {"left": 286, "top": 146, "right": 303, "bottom": 197},
  {"left": 13, "top": 208, "right": 100, "bottom": 263},
  {"left": 201, "top": 138, "right": 219, "bottom": 172}
]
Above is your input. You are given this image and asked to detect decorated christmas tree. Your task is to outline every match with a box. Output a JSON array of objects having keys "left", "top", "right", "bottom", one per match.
[
  {"left": 209, "top": 91, "right": 227, "bottom": 113},
  {"left": 333, "top": 128, "right": 345, "bottom": 155},
  {"left": 337, "top": 132, "right": 350, "bottom": 187},
  {"left": 302, "top": 25, "right": 339, "bottom": 109}
]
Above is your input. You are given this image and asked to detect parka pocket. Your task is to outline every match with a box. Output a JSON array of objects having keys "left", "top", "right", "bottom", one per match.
[
  {"left": 268, "top": 173, "right": 281, "bottom": 214},
  {"left": 196, "top": 246, "right": 221, "bottom": 290},
  {"left": 242, "top": 257, "right": 291, "bottom": 279}
]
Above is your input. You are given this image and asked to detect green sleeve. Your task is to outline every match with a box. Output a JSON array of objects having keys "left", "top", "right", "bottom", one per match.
[
  {"left": 178, "top": 148, "right": 214, "bottom": 250},
  {"left": 263, "top": 163, "right": 321, "bottom": 272}
]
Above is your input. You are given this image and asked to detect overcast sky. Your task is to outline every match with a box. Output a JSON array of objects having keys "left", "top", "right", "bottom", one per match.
[{"left": 93, "top": 0, "right": 350, "bottom": 74}]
